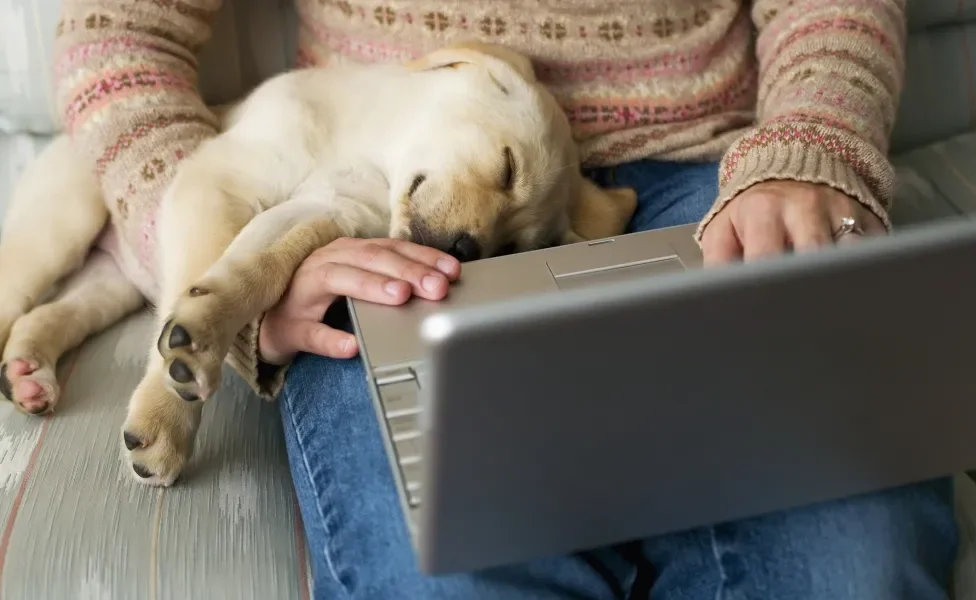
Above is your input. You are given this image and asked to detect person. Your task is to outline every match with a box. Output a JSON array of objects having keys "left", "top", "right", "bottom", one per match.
[{"left": 54, "top": 0, "right": 958, "bottom": 597}]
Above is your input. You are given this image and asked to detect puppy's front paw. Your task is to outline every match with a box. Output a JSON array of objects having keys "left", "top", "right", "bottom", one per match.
[
  {"left": 157, "top": 288, "right": 229, "bottom": 402},
  {"left": 0, "top": 357, "right": 59, "bottom": 415},
  {"left": 121, "top": 373, "right": 202, "bottom": 486}
]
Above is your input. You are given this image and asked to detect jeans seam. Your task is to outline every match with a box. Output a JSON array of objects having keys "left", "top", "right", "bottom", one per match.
[
  {"left": 282, "top": 382, "right": 345, "bottom": 592},
  {"left": 709, "top": 526, "right": 727, "bottom": 600}
]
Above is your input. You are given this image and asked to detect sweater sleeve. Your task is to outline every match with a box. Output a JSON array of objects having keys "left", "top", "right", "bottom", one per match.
[
  {"left": 228, "top": 317, "right": 288, "bottom": 401},
  {"left": 55, "top": 0, "right": 285, "bottom": 399},
  {"left": 54, "top": 0, "right": 222, "bottom": 199},
  {"left": 695, "top": 0, "right": 908, "bottom": 241}
]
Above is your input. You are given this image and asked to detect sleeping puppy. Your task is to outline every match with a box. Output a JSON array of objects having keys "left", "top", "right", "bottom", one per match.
[{"left": 0, "top": 41, "right": 637, "bottom": 486}]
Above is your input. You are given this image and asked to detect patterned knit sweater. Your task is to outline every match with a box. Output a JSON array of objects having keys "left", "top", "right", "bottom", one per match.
[{"left": 53, "top": 0, "right": 907, "bottom": 398}]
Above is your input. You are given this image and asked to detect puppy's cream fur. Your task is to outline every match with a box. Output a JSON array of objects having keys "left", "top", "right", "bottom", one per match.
[{"left": 0, "top": 42, "right": 636, "bottom": 485}]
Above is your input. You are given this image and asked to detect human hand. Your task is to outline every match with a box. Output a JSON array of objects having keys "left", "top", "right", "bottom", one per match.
[
  {"left": 700, "top": 180, "right": 886, "bottom": 265},
  {"left": 258, "top": 237, "right": 461, "bottom": 364}
]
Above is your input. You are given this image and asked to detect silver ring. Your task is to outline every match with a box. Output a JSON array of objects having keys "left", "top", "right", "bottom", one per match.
[{"left": 832, "top": 216, "right": 864, "bottom": 240}]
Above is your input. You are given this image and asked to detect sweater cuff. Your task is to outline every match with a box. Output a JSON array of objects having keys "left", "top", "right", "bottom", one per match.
[
  {"left": 694, "top": 123, "right": 896, "bottom": 244},
  {"left": 226, "top": 314, "right": 289, "bottom": 400}
]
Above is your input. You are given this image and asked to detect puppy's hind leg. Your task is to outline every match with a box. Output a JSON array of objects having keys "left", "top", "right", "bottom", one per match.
[
  {"left": 1, "top": 249, "right": 143, "bottom": 414},
  {"left": 0, "top": 136, "right": 108, "bottom": 351}
]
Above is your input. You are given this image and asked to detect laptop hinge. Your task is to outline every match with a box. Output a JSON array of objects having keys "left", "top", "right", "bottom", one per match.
[{"left": 374, "top": 364, "right": 418, "bottom": 387}]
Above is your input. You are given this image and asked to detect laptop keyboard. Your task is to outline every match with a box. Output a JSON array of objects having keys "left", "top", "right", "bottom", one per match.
[{"left": 375, "top": 368, "right": 425, "bottom": 507}]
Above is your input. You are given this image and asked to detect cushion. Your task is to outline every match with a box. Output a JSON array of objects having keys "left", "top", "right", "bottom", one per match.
[
  {"left": 0, "top": 132, "right": 50, "bottom": 228},
  {"left": 891, "top": 22, "right": 976, "bottom": 154},
  {"left": 0, "top": 0, "right": 60, "bottom": 133},
  {"left": 891, "top": 129, "right": 976, "bottom": 220},
  {"left": 908, "top": 0, "right": 976, "bottom": 32}
]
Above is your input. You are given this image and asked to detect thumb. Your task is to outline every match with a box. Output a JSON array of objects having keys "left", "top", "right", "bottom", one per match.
[{"left": 262, "top": 319, "right": 359, "bottom": 363}]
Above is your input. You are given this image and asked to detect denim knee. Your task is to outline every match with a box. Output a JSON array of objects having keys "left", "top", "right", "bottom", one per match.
[{"left": 711, "top": 478, "right": 959, "bottom": 600}]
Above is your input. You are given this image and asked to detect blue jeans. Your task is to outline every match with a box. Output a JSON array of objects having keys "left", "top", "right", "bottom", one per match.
[{"left": 279, "top": 160, "right": 959, "bottom": 599}]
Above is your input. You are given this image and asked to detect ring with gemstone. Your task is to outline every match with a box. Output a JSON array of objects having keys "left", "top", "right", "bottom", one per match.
[{"left": 832, "top": 216, "right": 864, "bottom": 240}]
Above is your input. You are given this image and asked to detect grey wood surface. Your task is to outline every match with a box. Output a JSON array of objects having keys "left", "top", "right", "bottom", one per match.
[{"left": 0, "top": 313, "right": 311, "bottom": 599}]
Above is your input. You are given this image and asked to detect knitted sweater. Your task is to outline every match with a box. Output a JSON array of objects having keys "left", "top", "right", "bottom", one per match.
[{"left": 53, "top": 0, "right": 907, "bottom": 398}]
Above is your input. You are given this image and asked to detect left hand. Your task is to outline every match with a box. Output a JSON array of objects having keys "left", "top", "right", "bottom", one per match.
[{"left": 700, "top": 180, "right": 886, "bottom": 265}]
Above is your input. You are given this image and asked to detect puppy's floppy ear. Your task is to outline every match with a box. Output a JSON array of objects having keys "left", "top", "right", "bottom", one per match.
[
  {"left": 562, "top": 175, "right": 638, "bottom": 244},
  {"left": 406, "top": 40, "right": 536, "bottom": 82}
]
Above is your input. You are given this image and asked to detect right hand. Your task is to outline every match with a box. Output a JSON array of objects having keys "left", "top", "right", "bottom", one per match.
[{"left": 258, "top": 237, "right": 461, "bottom": 364}]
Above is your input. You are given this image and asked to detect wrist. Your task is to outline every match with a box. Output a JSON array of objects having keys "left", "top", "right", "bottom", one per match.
[{"left": 257, "top": 315, "right": 292, "bottom": 366}]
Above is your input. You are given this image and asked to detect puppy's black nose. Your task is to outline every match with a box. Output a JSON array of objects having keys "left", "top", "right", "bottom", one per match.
[{"left": 449, "top": 233, "right": 481, "bottom": 262}]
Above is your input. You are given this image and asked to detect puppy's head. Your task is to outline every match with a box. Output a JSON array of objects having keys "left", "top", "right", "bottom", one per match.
[{"left": 389, "top": 41, "right": 636, "bottom": 262}]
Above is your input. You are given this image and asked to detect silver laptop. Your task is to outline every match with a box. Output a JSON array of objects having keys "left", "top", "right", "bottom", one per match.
[{"left": 348, "top": 217, "right": 976, "bottom": 575}]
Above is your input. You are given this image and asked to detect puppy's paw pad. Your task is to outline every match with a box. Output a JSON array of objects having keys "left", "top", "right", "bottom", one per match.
[
  {"left": 1, "top": 358, "right": 59, "bottom": 415},
  {"left": 166, "top": 323, "right": 192, "bottom": 349},
  {"left": 121, "top": 425, "right": 186, "bottom": 487},
  {"left": 123, "top": 430, "right": 145, "bottom": 451},
  {"left": 5, "top": 358, "right": 37, "bottom": 377},
  {"left": 156, "top": 318, "right": 220, "bottom": 402},
  {"left": 168, "top": 359, "right": 194, "bottom": 383},
  {"left": 131, "top": 463, "right": 154, "bottom": 479}
]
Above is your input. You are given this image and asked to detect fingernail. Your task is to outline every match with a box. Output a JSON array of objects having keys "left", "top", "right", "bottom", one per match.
[
  {"left": 341, "top": 337, "right": 355, "bottom": 353},
  {"left": 384, "top": 281, "right": 403, "bottom": 296},
  {"left": 436, "top": 258, "right": 456, "bottom": 274},
  {"left": 422, "top": 274, "right": 442, "bottom": 293}
]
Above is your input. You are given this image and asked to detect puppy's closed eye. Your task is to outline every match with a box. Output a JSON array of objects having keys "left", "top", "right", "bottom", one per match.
[
  {"left": 501, "top": 147, "right": 516, "bottom": 191},
  {"left": 408, "top": 174, "right": 426, "bottom": 196}
]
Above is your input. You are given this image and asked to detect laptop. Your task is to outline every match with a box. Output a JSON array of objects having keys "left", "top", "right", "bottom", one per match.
[{"left": 348, "top": 217, "right": 976, "bottom": 575}]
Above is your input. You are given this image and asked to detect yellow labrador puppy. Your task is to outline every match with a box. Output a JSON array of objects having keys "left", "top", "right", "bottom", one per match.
[{"left": 0, "top": 42, "right": 636, "bottom": 485}]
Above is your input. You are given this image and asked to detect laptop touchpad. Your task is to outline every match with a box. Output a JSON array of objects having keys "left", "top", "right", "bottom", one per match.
[{"left": 553, "top": 257, "right": 685, "bottom": 292}]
